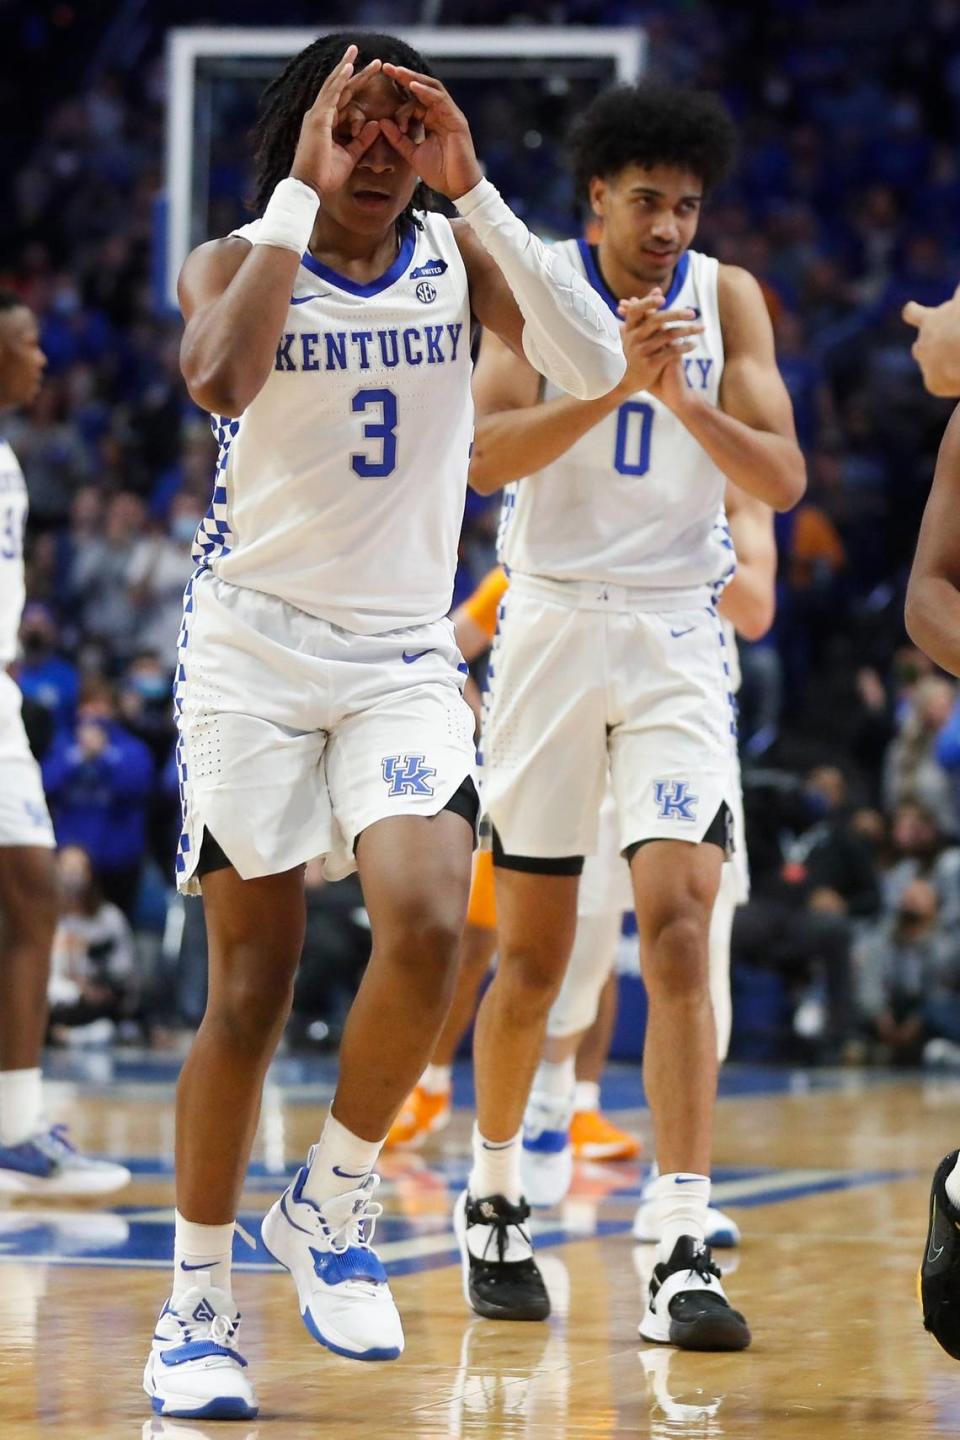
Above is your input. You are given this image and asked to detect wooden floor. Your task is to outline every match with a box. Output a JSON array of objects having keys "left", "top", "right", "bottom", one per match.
[{"left": 1, "top": 1055, "right": 959, "bottom": 1438}]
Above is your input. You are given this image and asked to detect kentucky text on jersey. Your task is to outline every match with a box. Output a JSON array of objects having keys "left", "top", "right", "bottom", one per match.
[{"left": 274, "top": 324, "right": 465, "bottom": 373}]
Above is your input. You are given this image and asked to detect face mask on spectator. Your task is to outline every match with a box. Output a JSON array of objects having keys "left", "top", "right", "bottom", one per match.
[
  {"left": 130, "top": 673, "right": 169, "bottom": 703},
  {"left": 172, "top": 514, "right": 199, "bottom": 544}
]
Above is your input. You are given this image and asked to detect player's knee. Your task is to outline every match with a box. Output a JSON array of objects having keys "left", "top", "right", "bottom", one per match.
[
  {"left": 208, "top": 943, "right": 299, "bottom": 1050},
  {"left": 497, "top": 940, "right": 566, "bottom": 1014},
  {"left": 377, "top": 892, "right": 464, "bottom": 988},
  {"left": 643, "top": 908, "right": 710, "bottom": 998}
]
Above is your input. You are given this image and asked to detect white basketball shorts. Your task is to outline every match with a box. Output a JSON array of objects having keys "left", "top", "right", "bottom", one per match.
[
  {"left": 174, "top": 570, "right": 477, "bottom": 893},
  {"left": 0, "top": 672, "right": 55, "bottom": 849},
  {"left": 482, "top": 572, "right": 738, "bottom": 862}
]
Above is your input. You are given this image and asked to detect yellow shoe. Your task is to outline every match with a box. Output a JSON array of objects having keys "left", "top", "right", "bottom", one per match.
[
  {"left": 384, "top": 1087, "right": 452, "bottom": 1150},
  {"left": 569, "top": 1109, "right": 642, "bottom": 1162}
]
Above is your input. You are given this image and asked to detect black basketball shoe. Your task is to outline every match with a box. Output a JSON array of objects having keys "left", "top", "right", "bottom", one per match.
[
  {"left": 454, "top": 1189, "right": 551, "bottom": 1321},
  {"left": 639, "top": 1235, "right": 751, "bottom": 1351},
  {"left": 920, "top": 1150, "right": 960, "bottom": 1360}
]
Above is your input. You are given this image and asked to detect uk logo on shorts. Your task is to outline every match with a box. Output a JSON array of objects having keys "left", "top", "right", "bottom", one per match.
[
  {"left": 382, "top": 754, "right": 437, "bottom": 797},
  {"left": 654, "top": 780, "right": 699, "bottom": 822}
]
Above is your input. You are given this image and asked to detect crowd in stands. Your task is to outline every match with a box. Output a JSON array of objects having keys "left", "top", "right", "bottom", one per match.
[{"left": 3, "top": 1, "right": 960, "bottom": 1061}]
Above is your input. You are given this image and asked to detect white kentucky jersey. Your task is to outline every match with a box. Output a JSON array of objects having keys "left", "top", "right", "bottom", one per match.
[
  {"left": 197, "top": 210, "right": 473, "bottom": 634},
  {"left": 0, "top": 440, "right": 28, "bottom": 665},
  {"left": 499, "top": 243, "right": 734, "bottom": 598}
]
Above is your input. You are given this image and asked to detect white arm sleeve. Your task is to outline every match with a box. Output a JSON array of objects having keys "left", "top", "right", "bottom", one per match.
[{"left": 454, "top": 178, "right": 626, "bottom": 401}]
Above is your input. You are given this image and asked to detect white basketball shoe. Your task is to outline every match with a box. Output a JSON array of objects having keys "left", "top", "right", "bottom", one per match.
[
  {"left": 639, "top": 1236, "right": 750, "bottom": 1351},
  {"left": 143, "top": 1281, "right": 257, "bottom": 1420},
  {"left": 0, "top": 1124, "right": 131, "bottom": 1197},
  {"left": 520, "top": 1094, "right": 574, "bottom": 1208},
  {"left": 261, "top": 1158, "right": 403, "bottom": 1361}
]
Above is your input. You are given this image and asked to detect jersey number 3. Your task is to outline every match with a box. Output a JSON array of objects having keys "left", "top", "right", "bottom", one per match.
[
  {"left": 613, "top": 400, "right": 654, "bottom": 477},
  {"left": 352, "top": 388, "right": 398, "bottom": 478}
]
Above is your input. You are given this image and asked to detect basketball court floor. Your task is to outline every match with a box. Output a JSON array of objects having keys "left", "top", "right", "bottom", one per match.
[{"left": 1, "top": 1051, "right": 958, "bottom": 1439}]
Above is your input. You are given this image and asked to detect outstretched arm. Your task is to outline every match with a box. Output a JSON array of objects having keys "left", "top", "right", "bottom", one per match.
[
  {"left": 905, "top": 405, "right": 960, "bottom": 675},
  {"left": 380, "top": 63, "right": 625, "bottom": 401}
]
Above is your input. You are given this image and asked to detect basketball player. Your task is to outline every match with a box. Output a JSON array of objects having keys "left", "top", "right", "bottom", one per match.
[
  {"left": 143, "top": 33, "right": 625, "bottom": 1420},
  {"left": 0, "top": 290, "right": 130, "bottom": 1200},
  {"left": 905, "top": 405, "right": 960, "bottom": 1360},
  {"left": 456, "top": 83, "right": 804, "bottom": 1351},
  {"left": 520, "top": 478, "right": 775, "bottom": 1237},
  {"left": 387, "top": 564, "right": 641, "bottom": 1164}
]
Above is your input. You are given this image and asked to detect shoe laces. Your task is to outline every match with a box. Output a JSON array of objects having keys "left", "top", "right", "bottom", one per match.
[
  {"left": 313, "top": 1177, "right": 384, "bottom": 1254},
  {"left": 681, "top": 1243, "right": 721, "bottom": 1286},
  {"left": 474, "top": 1198, "right": 533, "bottom": 1265},
  {"left": 175, "top": 1301, "right": 238, "bottom": 1347}
]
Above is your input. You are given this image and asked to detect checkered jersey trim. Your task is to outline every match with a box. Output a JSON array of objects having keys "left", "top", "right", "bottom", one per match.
[
  {"left": 172, "top": 568, "right": 201, "bottom": 877},
  {"left": 191, "top": 415, "right": 238, "bottom": 567}
]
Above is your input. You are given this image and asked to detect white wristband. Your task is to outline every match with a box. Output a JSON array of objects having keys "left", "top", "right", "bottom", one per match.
[{"left": 254, "top": 177, "right": 320, "bottom": 255}]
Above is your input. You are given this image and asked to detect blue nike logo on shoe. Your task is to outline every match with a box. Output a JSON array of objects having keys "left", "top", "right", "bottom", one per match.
[
  {"left": 332, "top": 1165, "right": 369, "bottom": 1179},
  {"left": 670, "top": 626, "right": 695, "bottom": 639},
  {"left": 402, "top": 649, "right": 434, "bottom": 664}
]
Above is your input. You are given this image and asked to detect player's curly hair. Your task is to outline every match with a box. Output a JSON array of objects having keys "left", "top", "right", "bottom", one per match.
[
  {"left": 252, "top": 31, "right": 435, "bottom": 228},
  {"left": 568, "top": 82, "right": 737, "bottom": 201}
]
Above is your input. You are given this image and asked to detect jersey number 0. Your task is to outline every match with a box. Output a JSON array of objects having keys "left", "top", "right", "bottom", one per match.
[
  {"left": 613, "top": 400, "right": 654, "bottom": 477},
  {"left": 351, "top": 388, "right": 398, "bottom": 478}
]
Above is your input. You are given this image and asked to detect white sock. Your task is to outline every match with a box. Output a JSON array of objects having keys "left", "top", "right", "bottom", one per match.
[
  {"left": 173, "top": 1212, "right": 235, "bottom": 1301},
  {"left": 0, "top": 1068, "right": 43, "bottom": 1145},
  {"left": 532, "top": 1056, "right": 576, "bottom": 1102},
  {"left": 420, "top": 1063, "right": 452, "bottom": 1096},
  {"left": 655, "top": 1172, "right": 710, "bottom": 1260},
  {"left": 946, "top": 1154, "right": 960, "bottom": 1210},
  {"left": 301, "top": 1110, "right": 383, "bottom": 1207},
  {"left": 574, "top": 1079, "right": 601, "bottom": 1114},
  {"left": 469, "top": 1122, "right": 522, "bottom": 1204}
]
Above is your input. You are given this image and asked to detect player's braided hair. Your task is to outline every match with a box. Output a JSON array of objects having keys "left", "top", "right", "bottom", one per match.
[
  {"left": 252, "top": 31, "right": 435, "bottom": 228},
  {"left": 568, "top": 82, "right": 737, "bottom": 202}
]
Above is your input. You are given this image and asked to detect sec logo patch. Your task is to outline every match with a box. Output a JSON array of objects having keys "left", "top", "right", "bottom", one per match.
[{"left": 415, "top": 280, "right": 437, "bottom": 304}]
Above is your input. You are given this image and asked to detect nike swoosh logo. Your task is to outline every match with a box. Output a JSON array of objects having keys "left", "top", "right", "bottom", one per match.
[
  {"left": 670, "top": 626, "right": 695, "bottom": 639},
  {"left": 928, "top": 1238, "right": 945, "bottom": 1264},
  {"left": 402, "top": 649, "right": 435, "bottom": 664},
  {"left": 674, "top": 1176, "right": 702, "bottom": 1184},
  {"left": 180, "top": 1260, "right": 217, "bottom": 1271},
  {"left": 290, "top": 292, "right": 329, "bottom": 305},
  {"left": 332, "top": 1164, "right": 369, "bottom": 1179}
]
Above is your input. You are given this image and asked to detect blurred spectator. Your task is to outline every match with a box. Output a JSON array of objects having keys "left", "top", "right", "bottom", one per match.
[
  {"left": 47, "top": 844, "right": 137, "bottom": 1044},
  {"left": 41, "top": 679, "right": 154, "bottom": 914},
  {"left": 126, "top": 496, "right": 199, "bottom": 657},
  {"left": 884, "top": 801, "right": 960, "bottom": 928},
  {"left": 68, "top": 491, "right": 147, "bottom": 661},
  {"left": 14, "top": 602, "right": 79, "bottom": 735},
  {"left": 883, "top": 675, "right": 958, "bottom": 834},
  {"left": 854, "top": 879, "right": 954, "bottom": 1065}
]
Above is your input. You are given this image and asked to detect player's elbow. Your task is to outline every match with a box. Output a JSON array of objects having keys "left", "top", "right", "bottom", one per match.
[
  {"left": 185, "top": 369, "right": 248, "bottom": 419},
  {"left": 904, "top": 578, "right": 934, "bottom": 653},
  {"left": 737, "top": 596, "right": 776, "bottom": 643},
  {"left": 467, "top": 440, "right": 510, "bottom": 496},
  {"left": 771, "top": 448, "right": 807, "bottom": 512},
  {"left": 571, "top": 348, "right": 627, "bottom": 403}
]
